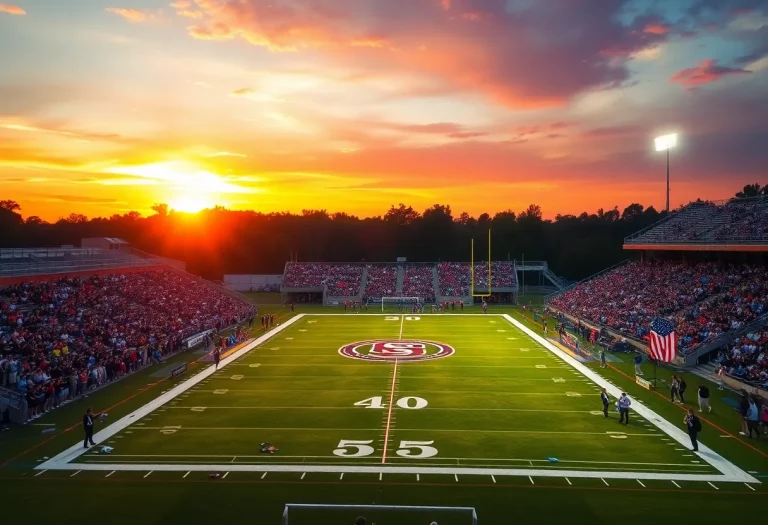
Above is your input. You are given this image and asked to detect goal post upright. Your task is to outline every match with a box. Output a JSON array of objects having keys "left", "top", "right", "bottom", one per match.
[{"left": 471, "top": 228, "right": 492, "bottom": 298}]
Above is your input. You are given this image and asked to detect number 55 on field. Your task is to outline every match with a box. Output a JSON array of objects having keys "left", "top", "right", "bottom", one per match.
[{"left": 333, "top": 439, "right": 438, "bottom": 459}]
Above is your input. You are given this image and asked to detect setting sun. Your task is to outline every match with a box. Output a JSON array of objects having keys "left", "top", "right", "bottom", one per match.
[{"left": 169, "top": 194, "right": 213, "bottom": 213}]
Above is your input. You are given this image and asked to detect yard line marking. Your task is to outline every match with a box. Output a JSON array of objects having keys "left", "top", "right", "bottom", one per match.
[
  {"left": 261, "top": 472, "right": 268, "bottom": 479},
  {"left": 744, "top": 483, "right": 755, "bottom": 491},
  {"left": 70, "top": 470, "right": 81, "bottom": 477},
  {"left": 455, "top": 474, "right": 459, "bottom": 482},
  {"left": 491, "top": 475, "right": 496, "bottom": 483},
  {"left": 340, "top": 473, "right": 344, "bottom": 480},
  {"left": 601, "top": 478, "right": 609, "bottom": 486},
  {"left": 381, "top": 322, "right": 401, "bottom": 465},
  {"left": 183, "top": 471, "right": 191, "bottom": 478},
  {"left": 230, "top": 456, "right": 237, "bottom": 463},
  {"left": 379, "top": 472, "right": 383, "bottom": 481},
  {"left": 565, "top": 478, "right": 572, "bottom": 485},
  {"left": 708, "top": 482, "right": 719, "bottom": 490},
  {"left": 528, "top": 476, "right": 534, "bottom": 485},
  {"left": 222, "top": 472, "right": 229, "bottom": 479},
  {"left": 300, "top": 473, "right": 306, "bottom": 480},
  {"left": 671, "top": 481, "right": 681, "bottom": 488},
  {"left": 416, "top": 474, "right": 419, "bottom": 481},
  {"left": 636, "top": 480, "right": 645, "bottom": 487},
  {"left": 34, "top": 470, "right": 47, "bottom": 477},
  {"left": 144, "top": 471, "right": 153, "bottom": 478}
]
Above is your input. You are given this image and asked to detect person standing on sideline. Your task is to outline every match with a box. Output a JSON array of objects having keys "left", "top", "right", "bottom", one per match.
[
  {"left": 739, "top": 392, "right": 749, "bottom": 436},
  {"left": 83, "top": 407, "right": 97, "bottom": 448},
  {"left": 634, "top": 354, "right": 643, "bottom": 376},
  {"left": 213, "top": 347, "right": 221, "bottom": 371},
  {"left": 697, "top": 384, "right": 711, "bottom": 413},
  {"left": 746, "top": 397, "right": 761, "bottom": 439},
  {"left": 600, "top": 388, "right": 610, "bottom": 418},
  {"left": 618, "top": 393, "right": 631, "bottom": 425},
  {"left": 670, "top": 376, "right": 680, "bottom": 403},
  {"left": 600, "top": 348, "right": 607, "bottom": 369},
  {"left": 678, "top": 376, "right": 687, "bottom": 404},
  {"left": 684, "top": 408, "right": 701, "bottom": 452}
]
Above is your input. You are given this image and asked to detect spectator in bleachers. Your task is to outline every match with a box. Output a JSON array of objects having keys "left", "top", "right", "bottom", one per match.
[
  {"left": 0, "top": 269, "right": 254, "bottom": 422},
  {"left": 283, "top": 263, "right": 363, "bottom": 296}
]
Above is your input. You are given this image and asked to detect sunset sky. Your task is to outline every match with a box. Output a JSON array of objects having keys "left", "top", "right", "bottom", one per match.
[{"left": 1, "top": 0, "right": 767, "bottom": 221}]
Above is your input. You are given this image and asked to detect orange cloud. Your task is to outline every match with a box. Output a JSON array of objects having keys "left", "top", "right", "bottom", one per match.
[
  {"left": 0, "top": 3, "right": 25, "bottom": 15},
  {"left": 106, "top": 7, "right": 162, "bottom": 23},
  {"left": 643, "top": 23, "right": 670, "bottom": 35},
  {"left": 670, "top": 59, "right": 751, "bottom": 87}
]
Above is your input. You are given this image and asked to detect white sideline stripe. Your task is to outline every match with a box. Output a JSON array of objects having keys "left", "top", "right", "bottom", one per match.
[
  {"left": 40, "top": 462, "right": 756, "bottom": 481},
  {"left": 501, "top": 314, "right": 759, "bottom": 485},
  {"left": 36, "top": 314, "right": 306, "bottom": 471},
  {"left": 81, "top": 454, "right": 709, "bottom": 467}
]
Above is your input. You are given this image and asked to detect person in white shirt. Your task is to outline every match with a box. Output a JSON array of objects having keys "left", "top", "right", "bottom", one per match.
[{"left": 618, "top": 393, "right": 631, "bottom": 425}]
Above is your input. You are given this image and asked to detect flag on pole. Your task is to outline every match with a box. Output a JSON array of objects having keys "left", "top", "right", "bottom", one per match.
[{"left": 649, "top": 317, "right": 677, "bottom": 362}]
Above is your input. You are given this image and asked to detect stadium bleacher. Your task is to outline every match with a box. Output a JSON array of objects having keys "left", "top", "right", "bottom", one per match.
[
  {"left": 548, "top": 261, "right": 768, "bottom": 354},
  {"left": 402, "top": 265, "right": 435, "bottom": 301},
  {"left": 283, "top": 263, "right": 363, "bottom": 296},
  {"left": 627, "top": 198, "right": 768, "bottom": 244},
  {"left": 363, "top": 265, "right": 397, "bottom": 299},
  {"left": 0, "top": 269, "right": 254, "bottom": 421}
]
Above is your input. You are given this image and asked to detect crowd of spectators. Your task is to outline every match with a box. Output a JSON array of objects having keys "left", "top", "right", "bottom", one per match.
[
  {"left": 0, "top": 269, "right": 254, "bottom": 422},
  {"left": 402, "top": 265, "right": 435, "bottom": 301},
  {"left": 548, "top": 260, "right": 768, "bottom": 353},
  {"left": 629, "top": 199, "right": 768, "bottom": 244},
  {"left": 438, "top": 263, "right": 471, "bottom": 297},
  {"left": 363, "top": 265, "right": 397, "bottom": 299},
  {"left": 473, "top": 262, "right": 517, "bottom": 288},
  {"left": 283, "top": 263, "right": 363, "bottom": 296},
  {"left": 716, "top": 327, "right": 768, "bottom": 389}
]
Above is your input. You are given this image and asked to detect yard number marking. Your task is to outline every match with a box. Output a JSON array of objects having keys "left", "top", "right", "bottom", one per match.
[
  {"left": 385, "top": 316, "right": 420, "bottom": 321},
  {"left": 231, "top": 375, "right": 244, "bottom": 380},
  {"left": 535, "top": 365, "right": 547, "bottom": 369},
  {"left": 190, "top": 407, "right": 206, "bottom": 412},
  {"left": 213, "top": 389, "right": 228, "bottom": 395},
  {"left": 333, "top": 439, "right": 438, "bottom": 459},
  {"left": 552, "top": 377, "right": 566, "bottom": 383},
  {"left": 160, "top": 426, "right": 181, "bottom": 435},
  {"left": 354, "top": 396, "right": 428, "bottom": 410}
]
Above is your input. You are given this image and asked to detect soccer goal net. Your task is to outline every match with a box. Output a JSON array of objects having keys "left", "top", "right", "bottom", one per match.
[
  {"left": 282, "top": 504, "right": 478, "bottom": 525},
  {"left": 381, "top": 296, "right": 422, "bottom": 311}
]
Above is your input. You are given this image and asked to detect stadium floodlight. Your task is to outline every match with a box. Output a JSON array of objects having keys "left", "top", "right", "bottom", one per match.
[{"left": 654, "top": 133, "right": 678, "bottom": 213}]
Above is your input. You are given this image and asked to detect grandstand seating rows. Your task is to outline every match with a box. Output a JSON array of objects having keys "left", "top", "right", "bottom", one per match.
[
  {"left": 627, "top": 198, "right": 768, "bottom": 244},
  {"left": 548, "top": 261, "right": 768, "bottom": 356},
  {"left": 283, "top": 262, "right": 517, "bottom": 299},
  {"left": 0, "top": 269, "right": 255, "bottom": 420}
]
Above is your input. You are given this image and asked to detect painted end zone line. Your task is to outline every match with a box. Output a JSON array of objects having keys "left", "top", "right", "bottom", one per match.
[
  {"left": 501, "top": 314, "right": 759, "bottom": 486},
  {"left": 33, "top": 462, "right": 756, "bottom": 482},
  {"left": 36, "top": 314, "right": 307, "bottom": 471}
]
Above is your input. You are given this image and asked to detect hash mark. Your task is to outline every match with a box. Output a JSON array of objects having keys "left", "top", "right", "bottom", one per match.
[
  {"left": 106, "top": 471, "right": 116, "bottom": 478},
  {"left": 222, "top": 472, "right": 229, "bottom": 479},
  {"left": 671, "top": 481, "right": 681, "bottom": 488},
  {"left": 565, "top": 478, "right": 572, "bottom": 486},
  {"left": 601, "top": 478, "right": 609, "bottom": 486},
  {"left": 183, "top": 471, "right": 191, "bottom": 478},
  {"left": 340, "top": 473, "right": 344, "bottom": 480},
  {"left": 636, "top": 480, "right": 645, "bottom": 488},
  {"left": 708, "top": 482, "right": 719, "bottom": 490},
  {"left": 144, "top": 471, "right": 153, "bottom": 478},
  {"left": 300, "top": 473, "right": 306, "bottom": 480},
  {"left": 261, "top": 472, "right": 268, "bottom": 479},
  {"left": 455, "top": 474, "right": 459, "bottom": 482},
  {"left": 528, "top": 476, "right": 534, "bottom": 485},
  {"left": 491, "top": 475, "right": 496, "bottom": 483},
  {"left": 70, "top": 470, "right": 81, "bottom": 477},
  {"left": 744, "top": 483, "right": 755, "bottom": 491},
  {"left": 34, "top": 470, "right": 47, "bottom": 477}
]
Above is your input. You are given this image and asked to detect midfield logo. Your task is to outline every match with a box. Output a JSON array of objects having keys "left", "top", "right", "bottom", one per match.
[{"left": 338, "top": 340, "right": 455, "bottom": 362}]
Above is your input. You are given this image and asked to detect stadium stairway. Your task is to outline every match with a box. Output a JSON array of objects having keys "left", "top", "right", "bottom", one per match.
[
  {"left": 431, "top": 265, "right": 439, "bottom": 298},
  {"left": 396, "top": 265, "right": 404, "bottom": 294},
  {"left": 691, "top": 362, "right": 719, "bottom": 383}
]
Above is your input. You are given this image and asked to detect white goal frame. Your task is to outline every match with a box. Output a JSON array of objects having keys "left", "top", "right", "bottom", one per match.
[{"left": 381, "top": 296, "right": 422, "bottom": 311}]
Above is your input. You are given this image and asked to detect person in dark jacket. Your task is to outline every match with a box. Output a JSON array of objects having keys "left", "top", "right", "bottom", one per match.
[
  {"left": 684, "top": 408, "right": 701, "bottom": 452},
  {"left": 83, "top": 407, "right": 97, "bottom": 448},
  {"left": 678, "top": 377, "right": 687, "bottom": 404},
  {"left": 600, "top": 388, "right": 610, "bottom": 418}
]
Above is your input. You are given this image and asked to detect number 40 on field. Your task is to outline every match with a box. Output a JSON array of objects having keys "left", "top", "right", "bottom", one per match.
[{"left": 354, "top": 396, "right": 428, "bottom": 409}]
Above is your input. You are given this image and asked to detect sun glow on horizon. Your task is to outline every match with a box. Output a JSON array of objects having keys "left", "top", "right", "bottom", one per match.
[{"left": 169, "top": 194, "right": 215, "bottom": 213}]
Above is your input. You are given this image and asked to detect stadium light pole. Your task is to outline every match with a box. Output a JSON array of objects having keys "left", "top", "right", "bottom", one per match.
[{"left": 654, "top": 133, "right": 678, "bottom": 214}]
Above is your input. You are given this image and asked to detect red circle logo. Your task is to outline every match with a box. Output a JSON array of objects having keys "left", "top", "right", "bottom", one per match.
[{"left": 338, "top": 339, "right": 455, "bottom": 362}]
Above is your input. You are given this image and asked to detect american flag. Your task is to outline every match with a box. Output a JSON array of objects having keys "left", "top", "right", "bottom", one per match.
[{"left": 649, "top": 317, "right": 677, "bottom": 362}]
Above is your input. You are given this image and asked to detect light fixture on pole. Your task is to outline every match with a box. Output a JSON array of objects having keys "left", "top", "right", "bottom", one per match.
[{"left": 654, "top": 133, "right": 678, "bottom": 213}]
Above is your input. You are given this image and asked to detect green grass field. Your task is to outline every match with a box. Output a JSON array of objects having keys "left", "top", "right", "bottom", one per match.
[{"left": 2, "top": 307, "right": 767, "bottom": 524}]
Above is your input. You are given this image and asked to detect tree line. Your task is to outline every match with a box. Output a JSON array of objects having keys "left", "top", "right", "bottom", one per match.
[{"left": 0, "top": 183, "right": 764, "bottom": 281}]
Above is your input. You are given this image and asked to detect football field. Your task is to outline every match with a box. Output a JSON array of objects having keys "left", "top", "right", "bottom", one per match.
[{"left": 38, "top": 314, "right": 756, "bottom": 486}]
